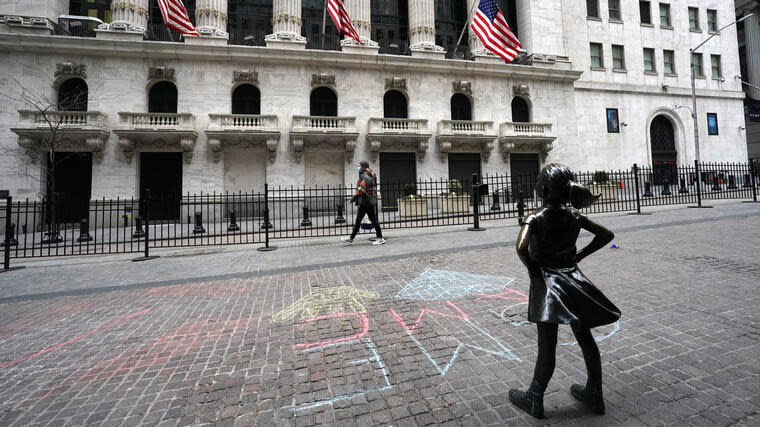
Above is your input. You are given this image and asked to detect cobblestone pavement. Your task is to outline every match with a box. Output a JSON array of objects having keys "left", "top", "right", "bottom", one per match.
[{"left": 0, "top": 202, "right": 758, "bottom": 426}]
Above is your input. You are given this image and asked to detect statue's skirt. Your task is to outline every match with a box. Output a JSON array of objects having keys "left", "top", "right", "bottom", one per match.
[{"left": 528, "top": 265, "right": 621, "bottom": 328}]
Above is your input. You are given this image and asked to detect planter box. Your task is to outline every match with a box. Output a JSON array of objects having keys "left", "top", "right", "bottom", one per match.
[
  {"left": 588, "top": 183, "right": 618, "bottom": 201},
  {"left": 439, "top": 195, "right": 470, "bottom": 214},
  {"left": 398, "top": 198, "right": 428, "bottom": 217}
]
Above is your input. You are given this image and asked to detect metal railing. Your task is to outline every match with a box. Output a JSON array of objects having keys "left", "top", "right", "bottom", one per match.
[{"left": 1, "top": 162, "right": 758, "bottom": 261}]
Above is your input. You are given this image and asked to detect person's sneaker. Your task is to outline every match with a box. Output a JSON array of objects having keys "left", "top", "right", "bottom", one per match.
[
  {"left": 372, "top": 238, "right": 386, "bottom": 245},
  {"left": 341, "top": 236, "right": 354, "bottom": 244}
]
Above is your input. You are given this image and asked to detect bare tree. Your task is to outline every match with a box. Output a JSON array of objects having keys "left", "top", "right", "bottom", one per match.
[{"left": 1, "top": 78, "right": 95, "bottom": 243}]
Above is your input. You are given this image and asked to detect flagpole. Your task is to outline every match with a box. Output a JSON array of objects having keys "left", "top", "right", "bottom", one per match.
[
  {"left": 321, "top": 0, "right": 328, "bottom": 49},
  {"left": 454, "top": 0, "right": 480, "bottom": 58}
]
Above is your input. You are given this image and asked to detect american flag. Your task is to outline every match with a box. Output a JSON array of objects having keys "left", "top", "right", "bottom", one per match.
[
  {"left": 327, "top": 0, "right": 362, "bottom": 44},
  {"left": 156, "top": 0, "right": 199, "bottom": 37},
  {"left": 471, "top": 0, "right": 521, "bottom": 62}
]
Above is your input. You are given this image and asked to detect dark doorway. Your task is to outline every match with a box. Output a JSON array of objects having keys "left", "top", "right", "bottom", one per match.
[
  {"left": 511, "top": 97, "right": 530, "bottom": 122},
  {"left": 448, "top": 153, "right": 482, "bottom": 201},
  {"left": 650, "top": 115, "right": 677, "bottom": 185},
  {"left": 140, "top": 153, "right": 183, "bottom": 220},
  {"left": 451, "top": 93, "right": 472, "bottom": 120},
  {"left": 384, "top": 90, "right": 408, "bottom": 118},
  {"left": 58, "top": 78, "right": 88, "bottom": 112},
  {"left": 48, "top": 152, "right": 92, "bottom": 223},
  {"left": 510, "top": 153, "right": 540, "bottom": 200},
  {"left": 232, "top": 84, "right": 261, "bottom": 114},
  {"left": 149, "top": 81, "right": 178, "bottom": 113},
  {"left": 379, "top": 152, "right": 416, "bottom": 211},
  {"left": 310, "top": 86, "right": 338, "bottom": 116}
]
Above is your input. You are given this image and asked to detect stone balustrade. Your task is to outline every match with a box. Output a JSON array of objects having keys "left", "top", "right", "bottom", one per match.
[
  {"left": 10, "top": 110, "right": 110, "bottom": 162},
  {"left": 438, "top": 120, "right": 495, "bottom": 135},
  {"left": 291, "top": 115, "right": 357, "bottom": 132},
  {"left": 206, "top": 114, "right": 281, "bottom": 163},
  {"left": 436, "top": 120, "right": 497, "bottom": 160},
  {"left": 498, "top": 122, "right": 556, "bottom": 160},
  {"left": 208, "top": 114, "right": 278, "bottom": 130},
  {"left": 118, "top": 112, "right": 195, "bottom": 129},
  {"left": 16, "top": 109, "right": 108, "bottom": 127},
  {"left": 290, "top": 115, "right": 359, "bottom": 163},
  {"left": 500, "top": 122, "right": 553, "bottom": 137},
  {"left": 114, "top": 112, "right": 198, "bottom": 163},
  {"left": 368, "top": 118, "right": 429, "bottom": 133}
]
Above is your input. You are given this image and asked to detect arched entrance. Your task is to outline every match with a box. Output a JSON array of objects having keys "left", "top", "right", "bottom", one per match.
[
  {"left": 650, "top": 115, "right": 678, "bottom": 185},
  {"left": 148, "top": 81, "right": 178, "bottom": 113},
  {"left": 450, "top": 93, "right": 471, "bottom": 120},
  {"left": 232, "top": 84, "right": 261, "bottom": 114},
  {"left": 511, "top": 97, "right": 530, "bottom": 123},
  {"left": 383, "top": 90, "right": 408, "bottom": 118}
]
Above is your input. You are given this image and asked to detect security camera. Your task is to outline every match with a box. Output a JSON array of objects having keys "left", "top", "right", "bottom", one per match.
[
  {"left": 622, "top": 122, "right": 629, "bottom": 127},
  {"left": 662, "top": 84, "right": 670, "bottom": 91},
  {"left": 719, "top": 77, "right": 726, "bottom": 83}
]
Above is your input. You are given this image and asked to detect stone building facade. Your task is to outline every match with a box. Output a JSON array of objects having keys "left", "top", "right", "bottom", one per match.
[
  {"left": 736, "top": 0, "right": 760, "bottom": 160},
  {"left": 0, "top": 0, "right": 749, "bottom": 214}
]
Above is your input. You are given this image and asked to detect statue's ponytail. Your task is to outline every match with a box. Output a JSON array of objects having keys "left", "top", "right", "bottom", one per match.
[{"left": 569, "top": 181, "right": 599, "bottom": 209}]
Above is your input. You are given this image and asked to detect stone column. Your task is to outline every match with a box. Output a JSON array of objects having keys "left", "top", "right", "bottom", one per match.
[
  {"left": 466, "top": 0, "right": 503, "bottom": 62},
  {"left": 745, "top": 13, "right": 760, "bottom": 100},
  {"left": 340, "top": 0, "right": 379, "bottom": 53},
  {"left": 96, "top": 0, "right": 148, "bottom": 40},
  {"left": 266, "top": 0, "right": 307, "bottom": 49},
  {"left": 187, "top": 0, "right": 229, "bottom": 45},
  {"left": 408, "top": 0, "right": 444, "bottom": 57}
]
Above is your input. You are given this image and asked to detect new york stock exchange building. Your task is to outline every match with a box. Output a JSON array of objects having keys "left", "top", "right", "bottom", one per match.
[{"left": 0, "top": 0, "right": 750, "bottom": 222}]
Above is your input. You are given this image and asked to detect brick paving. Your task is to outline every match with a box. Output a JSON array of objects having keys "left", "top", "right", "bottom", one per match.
[{"left": 0, "top": 202, "right": 758, "bottom": 426}]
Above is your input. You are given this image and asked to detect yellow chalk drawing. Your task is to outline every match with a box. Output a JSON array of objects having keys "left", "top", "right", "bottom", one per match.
[{"left": 271, "top": 286, "right": 380, "bottom": 324}]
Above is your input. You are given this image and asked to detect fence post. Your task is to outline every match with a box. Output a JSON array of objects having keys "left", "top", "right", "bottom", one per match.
[
  {"left": 468, "top": 173, "right": 485, "bottom": 231},
  {"left": 132, "top": 189, "right": 159, "bottom": 262},
  {"left": 688, "top": 160, "right": 712, "bottom": 208},
  {"left": 517, "top": 190, "right": 525, "bottom": 224},
  {"left": 258, "top": 183, "right": 277, "bottom": 251},
  {"left": 744, "top": 162, "right": 759, "bottom": 204},
  {"left": 633, "top": 164, "right": 641, "bottom": 214},
  {"left": 2, "top": 194, "right": 25, "bottom": 273}
]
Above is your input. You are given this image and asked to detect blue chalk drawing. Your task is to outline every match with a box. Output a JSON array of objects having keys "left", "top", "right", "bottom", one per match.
[
  {"left": 559, "top": 320, "right": 621, "bottom": 346},
  {"left": 396, "top": 268, "right": 516, "bottom": 301},
  {"left": 292, "top": 337, "right": 392, "bottom": 414}
]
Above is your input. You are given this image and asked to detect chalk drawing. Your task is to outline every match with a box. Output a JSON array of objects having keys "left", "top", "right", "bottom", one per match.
[
  {"left": 560, "top": 321, "right": 621, "bottom": 347},
  {"left": 271, "top": 286, "right": 380, "bottom": 324},
  {"left": 294, "top": 312, "right": 370, "bottom": 349},
  {"left": 395, "top": 268, "right": 516, "bottom": 301},
  {"left": 389, "top": 301, "right": 519, "bottom": 376},
  {"left": 473, "top": 288, "right": 529, "bottom": 302},
  {"left": 0, "top": 308, "right": 151, "bottom": 370}
]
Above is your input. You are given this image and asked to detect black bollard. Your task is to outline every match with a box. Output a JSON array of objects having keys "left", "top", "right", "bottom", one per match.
[
  {"left": 77, "top": 219, "right": 93, "bottom": 242},
  {"left": 2, "top": 223, "right": 18, "bottom": 247},
  {"left": 661, "top": 179, "right": 672, "bottom": 196},
  {"left": 227, "top": 211, "right": 240, "bottom": 232},
  {"left": 122, "top": 214, "right": 129, "bottom": 228},
  {"left": 491, "top": 192, "right": 501, "bottom": 211},
  {"left": 643, "top": 181, "right": 653, "bottom": 197},
  {"left": 193, "top": 212, "right": 206, "bottom": 234},
  {"left": 517, "top": 190, "right": 525, "bottom": 225},
  {"left": 712, "top": 176, "right": 722, "bottom": 191},
  {"left": 301, "top": 206, "right": 312, "bottom": 227},
  {"left": 334, "top": 204, "right": 346, "bottom": 224},
  {"left": 727, "top": 175, "right": 737, "bottom": 190},
  {"left": 743, "top": 174, "right": 753, "bottom": 188},
  {"left": 678, "top": 177, "right": 689, "bottom": 194},
  {"left": 132, "top": 217, "right": 146, "bottom": 238}
]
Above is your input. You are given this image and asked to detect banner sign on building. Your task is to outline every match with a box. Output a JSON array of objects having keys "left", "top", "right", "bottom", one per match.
[
  {"left": 707, "top": 113, "right": 719, "bottom": 135},
  {"left": 749, "top": 101, "right": 760, "bottom": 123}
]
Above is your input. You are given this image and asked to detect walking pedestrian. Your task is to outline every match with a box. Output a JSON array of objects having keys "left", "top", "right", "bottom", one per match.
[
  {"left": 509, "top": 163, "right": 620, "bottom": 419},
  {"left": 342, "top": 161, "right": 386, "bottom": 245}
]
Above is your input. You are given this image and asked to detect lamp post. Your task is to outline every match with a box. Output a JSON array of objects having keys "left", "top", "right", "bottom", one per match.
[{"left": 683, "top": 14, "right": 754, "bottom": 207}]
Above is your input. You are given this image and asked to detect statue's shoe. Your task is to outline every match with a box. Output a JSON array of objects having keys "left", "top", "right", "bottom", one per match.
[
  {"left": 508, "top": 388, "right": 545, "bottom": 419},
  {"left": 570, "top": 384, "right": 605, "bottom": 415}
]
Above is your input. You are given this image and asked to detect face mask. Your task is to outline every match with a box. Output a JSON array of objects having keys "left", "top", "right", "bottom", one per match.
[{"left": 357, "top": 167, "right": 362, "bottom": 173}]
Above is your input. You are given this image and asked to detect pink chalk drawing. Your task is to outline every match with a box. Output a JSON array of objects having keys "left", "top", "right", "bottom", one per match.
[
  {"left": 294, "top": 312, "right": 370, "bottom": 349},
  {"left": 473, "top": 288, "right": 529, "bottom": 302},
  {"left": 389, "top": 301, "right": 519, "bottom": 376}
]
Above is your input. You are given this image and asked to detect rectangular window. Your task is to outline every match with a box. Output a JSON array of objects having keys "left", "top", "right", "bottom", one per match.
[
  {"left": 660, "top": 3, "right": 671, "bottom": 27},
  {"left": 587, "top": 0, "right": 599, "bottom": 18},
  {"left": 612, "top": 45, "right": 625, "bottom": 70},
  {"left": 643, "top": 48, "right": 656, "bottom": 72},
  {"left": 711, "top": 54, "right": 722, "bottom": 77},
  {"left": 688, "top": 7, "right": 700, "bottom": 30},
  {"left": 663, "top": 49, "right": 675, "bottom": 74},
  {"left": 707, "top": 113, "right": 718, "bottom": 135},
  {"left": 707, "top": 9, "right": 717, "bottom": 32},
  {"left": 590, "top": 42, "right": 604, "bottom": 68},
  {"left": 609, "top": 0, "right": 621, "bottom": 21},
  {"left": 691, "top": 52, "right": 704, "bottom": 76},
  {"left": 607, "top": 109, "right": 620, "bottom": 133},
  {"left": 640, "top": 1, "right": 652, "bottom": 24}
]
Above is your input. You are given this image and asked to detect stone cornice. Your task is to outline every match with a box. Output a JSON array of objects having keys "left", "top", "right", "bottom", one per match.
[
  {"left": 574, "top": 80, "right": 747, "bottom": 100},
  {"left": 0, "top": 33, "right": 584, "bottom": 83}
]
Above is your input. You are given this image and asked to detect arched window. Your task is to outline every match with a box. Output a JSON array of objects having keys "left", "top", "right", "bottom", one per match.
[
  {"left": 511, "top": 97, "right": 530, "bottom": 122},
  {"left": 383, "top": 90, "right": 408, "bottom": 119},
  {"left": 450, "top": 93, "right": 472, "bottom": 120},
  {"left": 58, "top": 78, "right": 88, "bottom": 111},
  {"left": 310, "top": 87, "right": 338, "bottom": 116},
  {"left": 149, "top": 81, "right": 178, "bottom": 113},
  {"left": 232, "top": 84, "right": 261, "bottom": 115}
]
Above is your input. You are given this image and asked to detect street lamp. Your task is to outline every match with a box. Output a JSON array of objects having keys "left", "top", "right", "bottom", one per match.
[{"left": 686, "top": 13, "right": 754, "bottom": 207}]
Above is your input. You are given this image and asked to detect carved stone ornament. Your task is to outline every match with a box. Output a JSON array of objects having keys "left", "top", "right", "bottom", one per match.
[
  {"left": 180, "top": 138, "right": 195, "bottom": 163},
  {"left": 86, "top": 137, "right": 106, "bottom": 161},
  {"left": 148, "top": 66, "right": 176, "bottom": 82},
  {"left": 233, "top": 70, "right": 259, "bottom": 85},
  {"left": 208, "top": 138, "right": 223, "bottom": 162},
  {"left": 385, "top": 77, "right": 407, "bottom": 91},
  {"left": 55, "top": 62, "right": 87, "bottom": 80},
  {"left": 453, "top": 81, "right": 471, "bottom": 95},
  {"left": 512, "top": 84, "right": 530, "bottom": 97},
  {"left": 119, "top": 137, "right": 135, "bottom": 163},
  {"left": 311, "top": 73, "right": 335, "bottom": 88}
]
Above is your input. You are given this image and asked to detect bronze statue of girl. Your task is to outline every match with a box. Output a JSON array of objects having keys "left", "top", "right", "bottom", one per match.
[{"left": 509, "top": 163, "right": 621, "bottom": 418}]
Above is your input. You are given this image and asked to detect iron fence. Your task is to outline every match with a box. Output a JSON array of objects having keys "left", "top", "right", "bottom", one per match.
[{"left": 2, "top": 162, "right": 758, "bottom": 262}]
